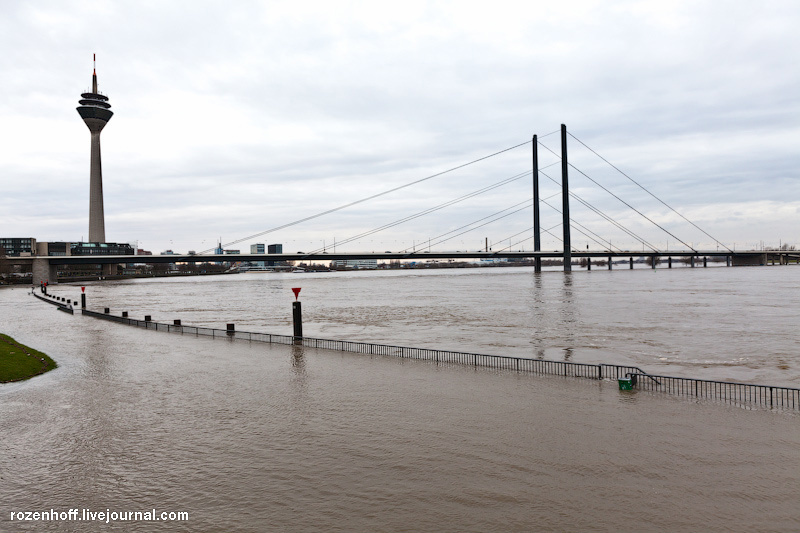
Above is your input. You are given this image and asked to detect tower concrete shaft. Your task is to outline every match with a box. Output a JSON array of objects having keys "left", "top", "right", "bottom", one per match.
[
  {"left": 77, "top": 57, "right": 113, "bottom": 243},
  {"left": 87, "top": 130, "right": 106, "bottom": 242}
]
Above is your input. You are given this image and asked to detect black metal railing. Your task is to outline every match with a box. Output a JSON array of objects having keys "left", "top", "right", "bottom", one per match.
[
  {"left": 629, "top": 372, "right": 799, "bottom": 410},
  {"left": 78, "top": 308, "right": 800, "bottom": 411}
]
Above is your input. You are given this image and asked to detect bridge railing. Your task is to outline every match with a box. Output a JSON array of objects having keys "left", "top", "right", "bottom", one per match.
[{"left": 78, "top": 308, "right": 800, "bottom": 411}]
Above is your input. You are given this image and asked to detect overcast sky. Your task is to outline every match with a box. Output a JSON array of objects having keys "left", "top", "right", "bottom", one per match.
[{"left": 2, "top": 0, "right": 799, "bottom": 254}]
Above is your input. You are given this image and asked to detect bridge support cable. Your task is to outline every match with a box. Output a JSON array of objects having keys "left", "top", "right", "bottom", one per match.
[
  {"left": 404, "top": 185, "right": 566, "bottom": 253},
  {"left": 539, "top": 170, "right": 660, "bottom": 252},
  {"left": 304, "top": 169, "right": 536, "bottom": 255},
  {"left": 567, "top": 164, "right": 697, "bottom": 252},
  {"left": 567, "top": 132, "right": 734, "bottom": 253},
  {"left": 495, "top": 220, "right": 600, "bottom": 254},
  {"left": 446, "top": 194, "right": 617, "bottom": 255},
  {"left": 408, "top": 158, "right": 640, "bottom": 255},
  {"left": 307, "top": 159, "right": 561, "bottom": 255},
  {"left": 493, "top": 222, "right": 567, "bottom": 254},
  {"left": 408, "top": 200, "right": 536, "bottom": 252},
  {"left": 495, "top": 227, "right": 536, "bottom": 252},
  {"left": 401, "top": 200, "right": 531, "bottom": 252},
  {"left": 538, "top": 139, "right": 693, "bottom": 253},
  {"left": 405, "top": 182, "right": 574, "bottom": 253},
  {"left": 537, "top": 196, "right": 629, "bottom": 253},
  {"left": 540, "top": 223, "right": 564, "bottom": 244},
  {"left": 200, "top": 140, "right": 534, "bottom": 254}
]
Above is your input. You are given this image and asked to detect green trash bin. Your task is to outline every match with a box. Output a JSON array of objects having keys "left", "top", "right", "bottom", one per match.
[{"left": 618, "top": 378, "right": 634, "bottom": 390}]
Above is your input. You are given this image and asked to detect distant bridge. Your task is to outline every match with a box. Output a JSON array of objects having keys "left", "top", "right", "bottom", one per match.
[
  {"left": 8, "top": 249, "right": 799, "bottom": 284},
  {"left": 22, "top": 249, "right": 798, "bottom": 265}
]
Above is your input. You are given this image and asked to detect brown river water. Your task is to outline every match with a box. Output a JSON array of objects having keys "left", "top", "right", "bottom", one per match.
[{"left": 1, "top": 266, "right": 798, "bottom": 531}]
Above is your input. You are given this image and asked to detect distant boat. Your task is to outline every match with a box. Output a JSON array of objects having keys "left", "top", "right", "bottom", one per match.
[{"left": 292, "top": 267, "right": 306, "bottom": 273}]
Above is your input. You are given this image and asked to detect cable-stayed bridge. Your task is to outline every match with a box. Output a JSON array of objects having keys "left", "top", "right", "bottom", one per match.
[{"left": 14, "top": 125, "right": 799, "bottom": 283}]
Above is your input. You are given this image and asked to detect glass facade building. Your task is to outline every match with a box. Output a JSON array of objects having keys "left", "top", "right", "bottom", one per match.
[{"left": 0, "top": 238, "right": 36, "bottom": 256}]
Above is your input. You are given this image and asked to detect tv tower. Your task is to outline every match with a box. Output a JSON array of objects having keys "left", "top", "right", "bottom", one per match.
[{"left": 76, "top": 54, "right": 113, "bottom": 243}]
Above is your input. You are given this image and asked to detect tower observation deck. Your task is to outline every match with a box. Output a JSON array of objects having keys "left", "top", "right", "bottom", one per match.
[{"left": 77, "top": 54, "right": 113, "bottom": 243}]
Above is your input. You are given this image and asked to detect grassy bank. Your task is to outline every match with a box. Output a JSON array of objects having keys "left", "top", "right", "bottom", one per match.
[{"left": 0, "top": 334, "right": 57, "bottom": 383}]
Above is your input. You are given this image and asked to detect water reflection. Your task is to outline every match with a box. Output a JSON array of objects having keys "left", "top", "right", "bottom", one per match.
[
  {"left": 563, "top": 346, "right": 574, "bottom": 361},
  {"left": 291, "top": 345, "right": 306, "bottom": 373},
  {"left": 560, "top": 273, "right": 577, "bottom": 361},
  {"left": 528, "top": 273, "right": 547, "bottom": 358},
  {"left": 528, "top": 272, "right": 581, "bottom": 361}
]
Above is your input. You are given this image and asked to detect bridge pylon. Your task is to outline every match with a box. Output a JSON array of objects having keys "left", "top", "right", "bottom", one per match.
[{"left": 561, "top": 124, "right": 572, "bottom": 272}]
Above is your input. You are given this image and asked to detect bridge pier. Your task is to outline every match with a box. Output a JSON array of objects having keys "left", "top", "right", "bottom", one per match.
[
  {"left": 32, "top": 258, "right": 58, "bottom": 286},
  {"left": 668, "top": 256, "right": 672, "bottom": 268},
  {"left": 629, "top": 257, "right": 633, "bottom": 269}
]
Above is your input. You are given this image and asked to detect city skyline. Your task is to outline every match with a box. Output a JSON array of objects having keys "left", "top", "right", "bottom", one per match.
[{"left": 1, "top": 1, "right": 799, "bottom": 254}]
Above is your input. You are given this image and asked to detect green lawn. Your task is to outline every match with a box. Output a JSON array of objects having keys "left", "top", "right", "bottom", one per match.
[{"left": 0, "top": 333, "right": 57, "bottom": 383}]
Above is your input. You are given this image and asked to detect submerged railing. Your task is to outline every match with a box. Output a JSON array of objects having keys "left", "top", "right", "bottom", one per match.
[
  {"left": 79, "top": 308, "right": 800, "bottom": 411},
  {"left": 32, "top": 291, "right": 74, "bottom": 314},
  {"left": 628, "top": 373, "right": 798, "bottom": 410}
]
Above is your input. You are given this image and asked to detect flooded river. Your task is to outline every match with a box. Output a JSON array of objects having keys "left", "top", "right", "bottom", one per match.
[{"left": 1, "top": 266, "right": 798, "bottom": 531}]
